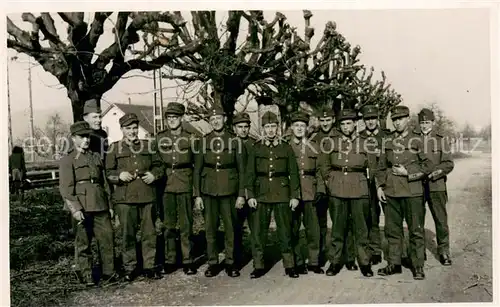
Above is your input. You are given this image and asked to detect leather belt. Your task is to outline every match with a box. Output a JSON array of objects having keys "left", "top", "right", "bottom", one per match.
[
  {"left": 257, "top": 171, "right": 288, "bottom": 178},
  {"left": 76, "top": 178, "right": 100, "bottom": 184},
  {"left": 300, "top": 170, "right": 316, "bottom": 176},
  {"left": 204, "top": 162, "right": 236, "bottom": 169},
  {"left": 165, "top": 162, "right": 192, "bottom": 169},
  {"left": 331, "top": 165, "right": 366, "bottom": 173}
]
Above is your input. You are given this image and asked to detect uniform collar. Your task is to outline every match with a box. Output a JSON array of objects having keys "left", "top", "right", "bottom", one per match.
[
  {"left": 264, "top": 138, "right": 280, "bottom": 147},
  {"left": 395, "top": 129, "right": 409, "bottom": 139},
  {"left": 364, "top": 128, "right": 379, "bottom": 136}
]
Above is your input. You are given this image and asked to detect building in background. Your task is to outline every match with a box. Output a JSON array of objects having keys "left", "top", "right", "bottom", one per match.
[{"left": 101, "top": 103, "right": 212, "bottom": 142}]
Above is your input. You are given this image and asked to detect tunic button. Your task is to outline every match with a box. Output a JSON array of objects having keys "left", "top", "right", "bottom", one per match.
[
  {"left": 270, "top": 158, "right": 273, "bottom": 161},
  {"left": 269, "top": 178, "right": 273, "bottom": 181},
  {"left": 172, "top": 170, "right": 176, "bottom": 173},
  {"left": 270, "top": 151, "right": 273, "bottom": 155},
  {"left": 173, "top": 156, "right": 176, "bottom": 160},
  {"left": 345, "top": 160, "right": 348, "bottom": 162},
  {"left": 216, "top": 169, "right": 220, "bottom": 172},
  {"left": 344, "top": 172, "right": 348, "bottom": 175},
  {"left": 217, "top": 156, "right": 220, "bottom": 159},
  {"left": 270, "top": 165, "right": 273, "bottom": 167},
  {"left": 134, "top": 161, "right": 137, "bottom": 164}
]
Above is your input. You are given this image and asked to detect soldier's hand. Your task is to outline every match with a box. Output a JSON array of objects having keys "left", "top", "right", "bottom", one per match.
[
  {"left": 314, "top": 192, "right": 326, "bottom": 205},
  {"left": 109, "top": 209, "right": 114, "bottom": 219},
  {"left": 119, "top": 171, "right": 135, "bottom": 182},
  {"left": 248, "top": 198, "right": 258, "bottom": 209},
  {"left": 141, "top": 172, "right": 156, "bottom": 184},
  {"left": 72, "top": 210, "right": 85, "bottom": 222},
  {"left": 428, "top": 169, "right": 443, "bottom": 180},
  {"left": 377, "top": 187, "right": 387, "bottom": 203},
  {"left": 289, "top": 198, "right": 300, "bottom": 211},
  {"left": 235, "top": 196, "right": 245, "bottom": 209},
  {"left": 194, "top": 197, "right": 204, "bottom": 210},
  {"left": 392, "top": 165, "right": 408, "bottom": 176}
]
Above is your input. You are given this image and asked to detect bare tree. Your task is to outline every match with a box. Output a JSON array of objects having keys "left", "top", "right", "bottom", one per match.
[
  {"left": 7, "top": 12, "right": 203, "bottom": 121},
  {"left": 33, "top": 112, "right": 69, "bottom": 159},
  {"left": 8, "top": 11, "right": 401, "bottom": 126}
]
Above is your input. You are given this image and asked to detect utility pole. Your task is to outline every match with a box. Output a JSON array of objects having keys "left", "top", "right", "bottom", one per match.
[
  {"left": 7, "top": 58, "right": 13, "bottom": 154},
  {"left": 153, "top": 69, "right": 158, "bottom": 135},
  {"left": 28, "top": 57, "right": 35, "bottom": 162},
  {"left": 157, "top": 46, "right": 164, "bottom": 131}
]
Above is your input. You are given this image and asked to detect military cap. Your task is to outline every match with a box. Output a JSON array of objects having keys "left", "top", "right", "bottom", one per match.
[
  {"left": 390, "top": 105, "right": 410, "bottom": 120},
  {"left": 119, "top": 113, "right": 139, "bottom": 127},
  {"left": 233, "top": 112, "right": 251, "bottom": 125},
  {"left": 361, "top": 104, "right": 379, "bottom": 119},
  {"left": 290, "top": 111, "right": 310, "bottom": 124},
  {"left": 261, "top": 111, "right": 279, "bottom": 125},
  {"left": 208, "top": 105, "right": 225, "bottom": 117},
  {"left": 316, "top": 106, "right": 335, "bottom": 119},
  {"left": 70, "top": 121, "right": 93, "bottom": 136},
  {"left": 418, "top": 108, "right": 435, "bottom": 122},
  {"left": 165, "top": 102, "right": 185, "bottom": 116},
  {"left": 337, "top": 109, "right": 358, "bottom": 122},
  {"left": 83, "top": 98, "right": 101, "bottom": 115}
]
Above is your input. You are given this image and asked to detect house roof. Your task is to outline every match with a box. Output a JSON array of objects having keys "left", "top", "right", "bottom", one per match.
[{"left": 106, "top": 103, "right": 211, "bottom": 136}]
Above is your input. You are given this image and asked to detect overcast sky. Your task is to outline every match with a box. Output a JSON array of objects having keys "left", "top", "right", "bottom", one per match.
[{"left": 6, "top": 8, "right": 491, "bottom": 133}]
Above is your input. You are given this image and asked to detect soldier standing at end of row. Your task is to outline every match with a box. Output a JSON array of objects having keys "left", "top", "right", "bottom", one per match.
[
  {"left": 232, "top": 112, "right": 257, "bottom": 270},
  {"left": 289, "top": 111, "right": 325, "bottom": 275},
  {"left": 376, "top": 105, "right": 433, "bottom": 280},
  {"left": 193, "top": 106, "right": 246, "bottom": 278},
  {"left": 417, "top": 108, "right": 454, "bottom": 266},
  {"left": 320, "top": 109, "right": 376, "bottom": 277},
  {"left": 58, "top": 121, "right": 117, "bottom": 287},
  {"left": 105, "top": 113, "right": 164, "bottom": 281},
  {"left": 246, "top": 111, "right": 301, "bottom": 279},
  {"left": 156, "top": 102, "right": 198, "bottom": 276}
]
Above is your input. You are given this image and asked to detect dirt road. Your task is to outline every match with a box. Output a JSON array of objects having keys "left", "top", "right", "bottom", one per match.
[{"left": 68, "top": 153, "right": 492, "bottom": 305}]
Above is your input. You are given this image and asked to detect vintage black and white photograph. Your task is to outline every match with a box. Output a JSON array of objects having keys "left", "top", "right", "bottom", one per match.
[{"left": 4, "top": 1, "right": 496, "bottom": 306}]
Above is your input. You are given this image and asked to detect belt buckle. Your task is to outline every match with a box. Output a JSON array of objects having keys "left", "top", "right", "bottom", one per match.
[
  {"left": 342, "top": 166, "right": 348, "bottom": 173},
  {"left": 300, "top": 169, "right": 304, "bottom": 176},
  {"left": 268, "top": 171, "right": 273, "bottom": 178},
  {"left": 90, "top": 178, "right": 94, "bottom": 184}
]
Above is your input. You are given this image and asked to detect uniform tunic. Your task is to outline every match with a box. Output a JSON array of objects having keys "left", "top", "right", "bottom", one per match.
[{"left": 58, "top": 148, "right": 114, "bottom": 277}]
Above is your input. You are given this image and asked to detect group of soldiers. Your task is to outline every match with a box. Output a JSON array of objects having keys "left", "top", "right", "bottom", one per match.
[{"left": 59, "top": 98, "right": 454, "bottom": 287}]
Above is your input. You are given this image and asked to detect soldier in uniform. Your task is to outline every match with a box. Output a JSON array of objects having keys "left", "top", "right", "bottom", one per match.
[
  {"left": 376, "top": 105, "right": 433, "bottom": 280},
  {"left": 358, "top": 105, "right": 390, "bottom": 265},
  {"left": 63, "top": 99, "right": 111, "bottom": 230},
  {"left": 319, "top": 109, "right": 376, "bottom": 277},
  {"left": 246, "top": 111, "right": 301, "bottom": 279},
  {"left": 156, "top": 102, "right": 198, "bottom": 275},
  {"left": 58, "top": 121, "right": 117, "bottom": 286},
  {"left": 312, "top": 107, "right": 357, "bottom": 270},
  {"left": 289, "top": 111, "right": 325, "bottom": 275},
  {"left": 232, "top": 112, "right": 257, "bottom": 269},
  {"left": 193, "top": 105, "right": 246, "bottom": 278},
  {"left": 417, "top": 108, "right": 454, "bottom": 266},
  {"left": 105, "top": 113, "right": 164, "bottom": 281}
]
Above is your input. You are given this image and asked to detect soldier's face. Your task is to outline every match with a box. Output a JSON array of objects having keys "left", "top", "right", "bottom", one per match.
[
  {"left": 364, "top": 118, "right": 379, "bottom": 131},
  {"left": 393, "top": 116, "right": 409, "bottom": 132},
  {"left": 166, "top": 115, "right": 182, "bottom": 130},
  {"left": 263, "top": 123, "right": 278, "bottom": 139},
  {"left": 291, "top": 121, "right": 307, "bottom": 138},
  {"left": 209, "top": 115, "right": 225, "bottom": 131},
  {"left": 83, "top": 112, "right": 101, "bottom": 130},
  {"left": 121, "top": 123, "right": 139, "bottom": 141},
  {"left": 73, "top": 134, "right": 90, "bottom": 150},
  {"left": 419, "top": 120, "right": 434, "bottom": 134},
  {"left": 340, "top": 120, "right": 355, "bottom": 136},
  {"left": 234, "top": 123, "right": 250, "bottom": 139},
  {"left": 319, "top": 117, "right": 334, "bottom": 132}
]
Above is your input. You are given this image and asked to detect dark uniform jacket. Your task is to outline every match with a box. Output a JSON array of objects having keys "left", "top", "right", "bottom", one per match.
[
  {"left": 311, "top": 127, "right": 341, "bottom": 153},
  {"left": 375, "top": 130, "right": 434, "bottom": 198},
  {"left": 105, "top": 139, "right": 164, "bottom": 204},
  {"left": 59, "top": 148, "right": 111, "bottom": 212},
  {"left": 246, "top": 138, "right": 301, "bottom": 203},
  {"left": 319, "top": 134, "right": 377, "bottom": 199},
  {"left": 193, "top": 130, "right": 246, "bottom": 198},
  {"left": 156, "top": 128, "right": 199, "bottom": 194},
  {"left": 241, "top": 136, "right": 258, "bottom": 199},
  {"left": 417, "top": 129, "right": 454, "bottom": 192},
  {"left": 289, "top": 139, "right": 326, "bottom": 201}
]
